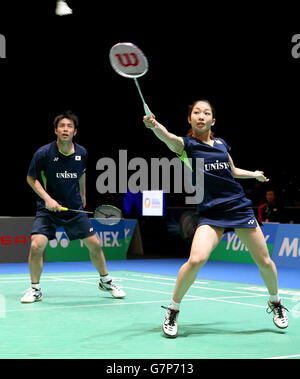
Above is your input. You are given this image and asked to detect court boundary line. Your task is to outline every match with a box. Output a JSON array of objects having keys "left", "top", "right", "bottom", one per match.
[
  {"left": 262, "top": 354, "right": 300, "bottom": 359},
  {"left": 1, "top": 272, "right": 299, "bottom": 303}
]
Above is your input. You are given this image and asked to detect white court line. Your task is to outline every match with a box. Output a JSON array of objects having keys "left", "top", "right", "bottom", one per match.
[
  {"left": 110, "top": 276, "right": 295, "bottom": 300},
  {"left": 5, "top": 281, "right": 300, "bottom": 316},
  {"left": 1, "top": 274, "right": 263, "bottom": 296},
  {"left": 4, "top": 278, "right": 269, "bottom": 313},
  {"left": 263, "top": 354, "right": 300, "bottom": 359},
  {"left": 131, "top": 274, "right": 208, "bottom": 285},
  {"left": 5, "top": 290, "right": 267, "bottom": 314},
  {"left": 1, "top": 273, "right": 297, "bottom": 302},
  {"left": 44, "top": 275, "right": 269, "bottom": 299},
  {"left": 1, "top": 273, "right": 298, "bottom": 307},
  {"left": 118, "top": 285, "right": 267, "bottom": 309}
]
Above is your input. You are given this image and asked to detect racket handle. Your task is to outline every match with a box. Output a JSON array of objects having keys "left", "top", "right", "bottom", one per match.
[
  {"left": 143, "top": 103, "right": 152, "bottom": 118},
  {"left": 59, "top": 206, "right": 94, "bottom": 214}
]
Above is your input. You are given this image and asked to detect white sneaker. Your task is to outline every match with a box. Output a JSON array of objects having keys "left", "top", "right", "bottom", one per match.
[
  {"left": 99, "top": 280, "right": 126, "bottom": 298},
  {"left": 55, "top": 1, "right": 73, "bottom": 16},
  {"left": 267, "top": 300, "right": 289, "bottom": 329},
  {"left": 161, "top": 306, "right": 179, "bottom": 338},
  {"left": 21, "top": 287, "right": 42, "bottom": 303}
]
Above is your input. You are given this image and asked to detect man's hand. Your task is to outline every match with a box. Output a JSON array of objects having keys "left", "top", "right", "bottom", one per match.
[{"left": 45, "top": 198, "right": 62, "bottom": 212}]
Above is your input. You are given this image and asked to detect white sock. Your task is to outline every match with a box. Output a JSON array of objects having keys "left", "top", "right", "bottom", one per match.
[
  {"left": 169, "top": 299, "right": 180, "bottom": 311},
  {"left": 31, "top": 283, "right": 40, "bottom": 290},
  {"left": 100, "top": 274, "right": 112, "bottom": 283},
  {"left": 269, "top": 294, "right": 280, "bottom": 304}
]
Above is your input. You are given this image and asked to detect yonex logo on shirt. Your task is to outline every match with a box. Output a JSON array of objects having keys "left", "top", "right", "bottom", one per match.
[{"left": 56, "top": 171, "right": 78, "bottom": 179}]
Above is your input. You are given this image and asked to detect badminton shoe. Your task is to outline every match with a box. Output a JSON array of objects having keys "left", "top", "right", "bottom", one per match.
[
  {"left": 21, "top": 287, "right": 42, "bottom": 303},
  {"left": 267, "top": 300, "right": 289, "bottom": 329},
  {"left": 161, "top": 306, "right": 179, "bottom": 338},
  {"left": 99, "top": 279, "right": 126, "bottom": 298},
  {"left": 55, "top": 1, "right": 73, "bottom": 16}
]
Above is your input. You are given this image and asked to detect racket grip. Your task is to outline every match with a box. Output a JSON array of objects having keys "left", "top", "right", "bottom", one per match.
[
  {"left": 144, "top": 103, "right": 152, "bottom": 118},
  {"left": 60, "top": 207, "right": 69, "bottom": 211}
]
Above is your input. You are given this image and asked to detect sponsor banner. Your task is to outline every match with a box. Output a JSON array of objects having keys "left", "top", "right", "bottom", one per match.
[
  {"left": 45, "top": 219, "right": 137, "bottom": 262},
  {"left": 209, "top": 223, "right": 279, "bottom": 264},
  {"left": 271, "top": 224, "right": 300, "bottom": 268},
  {"left": 123, "top": 219, "right": 137, "bottom": 247},
  {"left": 0, "top": 217, "right": 35, "bottom": 263}
]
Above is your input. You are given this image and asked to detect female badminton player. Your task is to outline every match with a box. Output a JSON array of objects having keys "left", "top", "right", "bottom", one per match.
[
  {"left": 21, "top": 111, "right": 125, "bottom": 303},
  {"left": 143, "top": 100, "right": 288, "bottom": 338}
]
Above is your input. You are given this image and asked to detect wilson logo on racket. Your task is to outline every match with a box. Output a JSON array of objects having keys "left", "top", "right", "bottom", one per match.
[{"left": 115, "top": 53, "right": 139, "bottom": 67}]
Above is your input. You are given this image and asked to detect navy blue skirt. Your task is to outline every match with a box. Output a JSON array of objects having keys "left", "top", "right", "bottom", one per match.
[{"left": 197, "top": 197, "right": 258, "bottom": 232}]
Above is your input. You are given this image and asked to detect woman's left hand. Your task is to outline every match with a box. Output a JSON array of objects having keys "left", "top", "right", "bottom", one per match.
[{"left": 254, "top": 170, "right": 269, "bottom": 182}]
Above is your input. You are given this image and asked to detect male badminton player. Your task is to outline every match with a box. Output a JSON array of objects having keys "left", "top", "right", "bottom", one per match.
[
  {"left": 55, "top": 0, "right": 72, "bottom": 16},
  {"left": 143, "top": 100, "right": 288, "bottom": 338},
  {"left": 21, "top": 111, "right": 125, "bottom": 302}
]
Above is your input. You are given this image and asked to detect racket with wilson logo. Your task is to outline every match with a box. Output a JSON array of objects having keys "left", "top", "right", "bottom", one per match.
[
  {"left": 109, "top": 42, "right": 152, "bottom": 117},
  {"left": 59, "top": 204, "right": 123, "bottom": 226}
]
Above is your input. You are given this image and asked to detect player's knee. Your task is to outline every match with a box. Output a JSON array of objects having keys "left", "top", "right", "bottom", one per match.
[
  {"left": 87, "top": 239, "right": 102, "bottom": 257},
  {"left": 30, "top": 238, "right": 46, "bottom": 256},
  {"left": 188, "top": 253, "right": 207, "bottom": 269},
  {"left": 257, "top": 256, "right": 273, "bottom": 271}
]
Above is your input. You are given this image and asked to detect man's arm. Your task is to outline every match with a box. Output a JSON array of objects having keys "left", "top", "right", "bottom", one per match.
[{"left": 27, "top": 175, "right": 62, "bottom": 211}]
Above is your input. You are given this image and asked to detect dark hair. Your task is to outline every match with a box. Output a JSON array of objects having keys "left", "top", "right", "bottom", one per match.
[
  {"left": 53, "top": 110, "right": 79, "bottom": 129},
  {"left": 187, "top": 99, "right": 216, "bottom": 137},
  {"left": 187, "top": 99, "right": 216, "bottom": 119}
]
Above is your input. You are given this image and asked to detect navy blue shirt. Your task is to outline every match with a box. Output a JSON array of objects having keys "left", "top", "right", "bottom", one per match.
[
  {"left": 183, "top": 136, "right": 249, "bottom": 212},
  {"left": 28, "top": 141, "right": 87, "bottom": 216}
]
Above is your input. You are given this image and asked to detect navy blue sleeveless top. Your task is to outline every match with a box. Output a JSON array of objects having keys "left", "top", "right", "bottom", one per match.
[{"left": 182, "top": 136, "right": 251, "bottom": 212}]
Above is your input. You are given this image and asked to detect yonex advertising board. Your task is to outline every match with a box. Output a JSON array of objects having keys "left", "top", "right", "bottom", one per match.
[
  {"left": 209, "top": 223, "right": 279, "bottom": 264},
  {"left": 45, "top": 219, "right": 137, "bottom": 262}
]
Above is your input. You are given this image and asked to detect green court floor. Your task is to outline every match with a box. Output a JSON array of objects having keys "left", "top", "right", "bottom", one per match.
[{"left": 0, "top": 271, "right": 299, "bottom": 359}]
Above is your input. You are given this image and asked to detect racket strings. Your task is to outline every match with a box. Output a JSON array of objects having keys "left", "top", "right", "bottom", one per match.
[{"left": 94, "top": 205, "right": 123, "bottom": 226}]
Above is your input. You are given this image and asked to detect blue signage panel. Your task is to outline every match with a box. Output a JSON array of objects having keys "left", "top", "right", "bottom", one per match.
[{"left": 272, "top": 224, "right": 300, "bottom": 268}]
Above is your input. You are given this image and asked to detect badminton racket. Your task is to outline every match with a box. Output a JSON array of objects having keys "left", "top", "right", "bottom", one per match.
[
  {"left": 109, "top": 42, "right": 152, "bottom": 117},
  {"left": 59, "top": 204, "right": 123, "bottom": 226}
]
